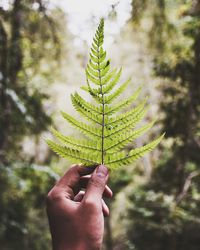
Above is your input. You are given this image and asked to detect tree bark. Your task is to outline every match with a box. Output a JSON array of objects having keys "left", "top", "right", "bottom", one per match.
[
  {"left": 8, "top": 0, "right": 23, "bottom": 86},
  {"left": 0, "top": 0, "right": 23, "bottom": 162},
  {"left": 0, "top": 20, "right": 9, "bottom": 159}
]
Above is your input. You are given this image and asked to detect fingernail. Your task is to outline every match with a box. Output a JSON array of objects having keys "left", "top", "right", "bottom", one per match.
[{"left": 96, "top": 164, "right": 108, "bottom": 177}]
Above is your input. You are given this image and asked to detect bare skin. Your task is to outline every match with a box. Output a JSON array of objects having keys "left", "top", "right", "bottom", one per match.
[{"left": 46, "top": 164, "right": 112, "bottom": 250}]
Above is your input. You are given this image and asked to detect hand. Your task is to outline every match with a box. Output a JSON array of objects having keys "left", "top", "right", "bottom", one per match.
[{"left": 46, "top": 164, "right": 112, "bottom": 250}]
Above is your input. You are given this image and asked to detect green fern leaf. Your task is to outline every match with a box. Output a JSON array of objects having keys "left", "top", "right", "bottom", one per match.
[
  {"left": 88, "top": 59, "right": 99, "bottom": 71},
  {"left": 104, "top": 107, "right": 148, "bottom": 139},
  {"left": 46, "top": 140, "right": 100, "bottom": 165},
  {"left": 104, "top": 78, "right": 131, "bottom": 104},
  {"left": 71, "top": 94, "right": 102, "bottom": 124},
  {"left": 89, "top": 53, "right": 99, "bottom": 64},
  {"left": 61, "top": 111, "right": 101, "bottom": 139},
  {"left": 102, "top": 68, "right": 122, "bottom": 94},
  {"left": 106, "top": 134, "right": 165, "bottom": 168},
  {"left": 106, "top": 99, "right": 147, "bottom": 126},
  {"left": 86, "top": 69, "right": 100, "bottom": 85},
  {"left": 46, "top": 18, "right": 164, "bottom": 170},
  {"left": 72, "top": 92, "right": 102, "bottom": 115},
  {"left": 104, "top": 120, "right": 156, "bottom": 152},
  {"left": 101, "top": 68, "right": 117, "bottom": 85},
  {"left": 86, "top": 64, "right": 99, "bottom": 78},
  {"left": 105, "top": 86, "right": 142, "bottom": 115},
  {"left": 50, "top": 128, "right": 101, "bottom": 152},
  {"left": 100, "top": 60, "right": 110, "bottom": 71}
]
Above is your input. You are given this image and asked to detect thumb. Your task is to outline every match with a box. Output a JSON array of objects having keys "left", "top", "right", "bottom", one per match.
[{"left": 83, "top": 165, "right": 109, "bottom": 203}]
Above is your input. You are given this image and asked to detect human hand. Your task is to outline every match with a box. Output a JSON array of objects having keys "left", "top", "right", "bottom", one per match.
[{"left": 46, "top": 164, "right": 112, "bottom": 250}]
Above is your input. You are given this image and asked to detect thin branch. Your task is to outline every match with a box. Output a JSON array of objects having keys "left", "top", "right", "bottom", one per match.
[{"left": 176, "top": 170, "right": 200, "bottom": 204}]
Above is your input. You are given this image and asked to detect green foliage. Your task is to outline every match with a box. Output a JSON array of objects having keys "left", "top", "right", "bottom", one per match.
[
  {"left": 0, "top": 1, "right": 66, "bottom": 249},
  {"left": 47, "top": 19, "right": 164, "bottom": 169},
  {"left": 0, "top": 163, "right": 57, "bottom": 250},
  {"left": 0, "top": 0, "right": 64, "bottom": 161},
  {"left": 127, "top": 181, "right": 200, "bottom": 250},
  {"left": 125, "top": 1, "right": 200, "bottom": 249}
]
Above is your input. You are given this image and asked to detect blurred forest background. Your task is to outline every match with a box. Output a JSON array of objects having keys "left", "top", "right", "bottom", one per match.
[{"left": 0, "top": 0, "right": 200, "bottom": 249}]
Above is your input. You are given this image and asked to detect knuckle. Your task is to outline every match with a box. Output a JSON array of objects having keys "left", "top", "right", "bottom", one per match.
[
  {"left": 46, "top": 189, "right": 62, "bottom": 206},
  {"left": 83, "top": 198, "right": 97, "bottom": 210},
  {"left": 46, "top": 190, "right": 53, "bottom": 202},
  {"left": 66, "top": 165, "right": 79, "bottom": 178},
  {"left": 69, "top": 164, "right": 79, "bottom": 172},
  {"left": 67, "top": 166, "right": 76, "bottom": 175}
]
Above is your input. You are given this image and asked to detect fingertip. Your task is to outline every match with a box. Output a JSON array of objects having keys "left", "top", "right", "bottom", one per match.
[
  {"left": 95, "top": 164, "right": 109, "bottom": 178},
  {"left": 103, "top": 209, "right": 109, "bottom": 217},
  {"left": 104, "top": 185, "right": 113, "bottom": 198},
  {"left": 74, "top": 191, "right": 85, "bottom": 202},
  {"left": 76, "top": 164, "right": 96, "bottom": 176},
  {"left": 102, "top": 199, "right": 109, "bottom": 217},
  {"left": 109, "top": 188, "right": 113, "bottom": 198}
]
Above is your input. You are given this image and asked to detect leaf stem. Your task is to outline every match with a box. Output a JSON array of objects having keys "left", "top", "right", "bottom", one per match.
[{"left": 97, "top": 45, "right": 105, "bottom": 164}]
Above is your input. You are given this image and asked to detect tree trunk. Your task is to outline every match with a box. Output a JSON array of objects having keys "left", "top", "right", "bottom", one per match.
[
  {"left": 9, "top": 0, "right": 23, "bottom": 86},
  {"left": 0, "top": 0, "right": 23, "bottom": 162},
  {"left": 0, "top": 20, "right": 9, "bottom": 160}
]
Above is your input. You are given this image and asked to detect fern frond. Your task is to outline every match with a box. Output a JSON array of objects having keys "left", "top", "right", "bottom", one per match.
[
  {"left": 104, "top": 107, "right": 148, "bottom": 139},
  {"left": 91, "top": 47, "right": 99, "bottom": 58},
  {"left": 100, "top": 60, "right": 110, "bottom": 70},
  {"left": 86, "top": 69, "right": 100, "bottom": 85},
  {"left": 72, "top": 92, "right": 102, "bottom": 115},
  {"left": 86, "top": 63, "right": 99, "bottom": 78},
  {"left": 89, "top": 53, "right": 99, "bottom": 64},
  {"left": 99, "top": 50, "right": 107, "bottom": 63},
  {"left": 51, "top": 128, "right": 101, "bottom": 152},
  {"left": 88, "top": 59, "right": 99, "bottom": 71},
  {"left": 47, "top": 18, "right": 164, "bottom": 170},
  {"left": 104, "top": 78, "right": 131, "bottom": 104},
  {"left": 102, "top": 68, "right": 122, "bottom": 94},
  {"left": 106, "top": 134, "right": 165, "bottom": 168},
  {"left": 91, "top": 42, "right": 98, "bottom": 51},
  {"left": 86, "top": 80, "right": 103, "bottom": 103},
  {"left": 105, "top": 99, "right": 147, "bottom": 126},
  {"left": 61, "top": 111, "right": 101, "bottom": 139},
  {"left": 104, "top": 86, "right": 142, "bottom": 115},
  {"left": 101, "top": 68, "right": 117, "bottom": 85},
  {"left": 71, "top": 94, "right": 102, "bottom": 124},
  {"left": 100, "top": 62, "right": 110, "bottom": 78},
  {"left": 104, "top": 120, "right": 156, "bottom": 152},
  {"left": 46, "top": 140, "right": 100, "bottom": 164}
]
